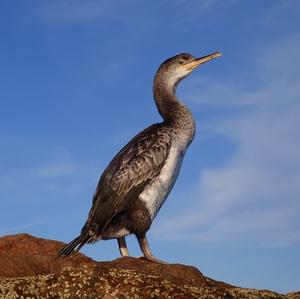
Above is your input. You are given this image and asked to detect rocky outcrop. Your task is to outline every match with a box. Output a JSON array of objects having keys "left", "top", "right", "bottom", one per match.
[{"left": 0, "top": 234, "right": 299, "bottom": 298}]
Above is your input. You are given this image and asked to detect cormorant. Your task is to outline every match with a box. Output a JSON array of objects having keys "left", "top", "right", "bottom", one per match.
[{"left": 58, "top": 51, "right": 221, "bottom": 263}]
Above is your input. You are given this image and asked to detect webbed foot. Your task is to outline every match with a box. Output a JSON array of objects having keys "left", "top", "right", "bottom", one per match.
[{"left": 137, "top": 235, "right": 168, "bottom": 264}]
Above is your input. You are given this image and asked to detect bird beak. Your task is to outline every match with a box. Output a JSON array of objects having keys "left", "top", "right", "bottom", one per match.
[{"left": 182, "top": 52, "right": 222, "bottom": 71}]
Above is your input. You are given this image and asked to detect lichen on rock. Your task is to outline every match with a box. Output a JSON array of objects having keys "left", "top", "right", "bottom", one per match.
[{"left": 0, "top": 234, "right": 299, "bottom": 299}]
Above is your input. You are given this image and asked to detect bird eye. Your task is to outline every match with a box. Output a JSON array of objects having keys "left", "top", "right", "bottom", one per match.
[{"left": 178, "top": 55, "right": 190, "bottom": 64}]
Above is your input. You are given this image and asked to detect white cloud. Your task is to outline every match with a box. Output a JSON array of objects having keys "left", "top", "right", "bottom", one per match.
[
  {"left": 165, "top": 0, "right": 237, "bottom": 13},
  {"left": 34, "top": 162, "right": 78, "bottom": 178},
  {"left": 153, "top": 34, "right": 300, "bottom": 248},
  {"left": 0, "top": 220, "right": 50, "bottom": 236},
  {"left": 0, "top": 156, "right": 98, "bottom": 202},
  {"left": 37, "top": 0, "right": 237, "bottom": 25},
  {"left": 40, "top": 0, "right": 130, "bottom": 23}
]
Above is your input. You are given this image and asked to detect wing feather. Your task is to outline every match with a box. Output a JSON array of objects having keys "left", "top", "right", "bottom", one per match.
[{"left": 82, "top": 123, "right": 172, "bottom": 236}]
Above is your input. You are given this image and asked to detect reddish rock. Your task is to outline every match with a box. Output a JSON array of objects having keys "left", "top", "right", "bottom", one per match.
[
  {"left": 0, "top": 233, "right": 94, "bottom": 278},
  {"left": 0, "top": 233, "right": 208, "bottom": 286},
  {"left": 0, "top": 233, "right": 298, "bottom": 299}
]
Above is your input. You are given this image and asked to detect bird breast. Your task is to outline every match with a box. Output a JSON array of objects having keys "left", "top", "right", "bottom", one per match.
[{"left": 139, "top": 143, "right": 183, "bottom": 221}]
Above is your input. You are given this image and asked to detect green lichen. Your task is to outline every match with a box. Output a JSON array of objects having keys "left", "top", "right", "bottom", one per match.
[{"left": 0, "top": 265, "right": 298, "bottom": 299}]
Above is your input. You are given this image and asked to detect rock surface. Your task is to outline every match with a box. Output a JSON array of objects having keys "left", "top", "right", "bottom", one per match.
[{"left": 0, "top": 233, "right": 299, "bottom": 298}]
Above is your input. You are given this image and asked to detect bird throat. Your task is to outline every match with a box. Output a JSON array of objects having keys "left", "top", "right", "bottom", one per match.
[{"left": 153, "top": 72, "right": 194, "bottom": 135}]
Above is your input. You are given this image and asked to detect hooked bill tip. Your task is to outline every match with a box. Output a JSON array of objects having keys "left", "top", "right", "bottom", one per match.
[{"left": 213, "top": 51, "right": 222, "bottom": 58}]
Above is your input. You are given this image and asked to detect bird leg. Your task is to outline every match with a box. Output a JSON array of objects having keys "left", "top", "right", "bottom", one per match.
[
  {"left": 117, "top": 237, "right": 129, "bottom": 257},
  {"left": 137, "top": 235, "right": 168, "bottom": 264}
]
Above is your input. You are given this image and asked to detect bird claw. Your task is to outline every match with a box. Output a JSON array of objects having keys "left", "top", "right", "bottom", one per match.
[{"left": 138, "top": 255, "right": 168, "bottom": 264}]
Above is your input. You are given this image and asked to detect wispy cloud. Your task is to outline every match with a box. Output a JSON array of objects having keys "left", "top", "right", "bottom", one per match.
[
  {"left": 0, "top": 154, "right": 98, "bottom": 202},
  {"left": 159, "top": 0, "right": 238, "bottom": 30},
  {"left": 34, "top": 162, "right": 78, "bottom": 178},
  {"left": 153, "top": 34, "right": 300, "bottom": 248},
  {"left": 39, "top": 0, "right": 134, "bottom": 23},
  {"left": 36, "top": 0, "right": 238, "bottom": 27},
  {"left": 0, "top": 220, "right": 50, "bottom": 236},
  {"left": 169, "top": 0, "right": 237, "bottom": 12}
]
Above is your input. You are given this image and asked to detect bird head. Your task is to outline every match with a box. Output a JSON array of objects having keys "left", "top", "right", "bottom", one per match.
[{"left": 155, "top": 52, "right": 222, "bottom": 90}]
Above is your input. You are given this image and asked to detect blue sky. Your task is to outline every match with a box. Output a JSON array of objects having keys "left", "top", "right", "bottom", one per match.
[{"left": 1, "top": 0, "right": 299, "bottom": 294}]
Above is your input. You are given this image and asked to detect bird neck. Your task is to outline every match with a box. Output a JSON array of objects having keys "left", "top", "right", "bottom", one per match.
[{"left": 153, "top": 74, "right": 194, "bottom": 130}]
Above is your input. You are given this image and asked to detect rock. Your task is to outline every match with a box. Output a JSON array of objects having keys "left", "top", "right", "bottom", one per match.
[
  {"left": 0, "top": 233, "right": 93, "bottom": 278},
  {"left": 0, "top": 233, "right": 298, "bottom": 298}
]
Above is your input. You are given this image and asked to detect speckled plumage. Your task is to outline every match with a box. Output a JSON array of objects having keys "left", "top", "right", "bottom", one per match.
[{"left": 58, "top": 52, "right": 221, "bottom": 261}]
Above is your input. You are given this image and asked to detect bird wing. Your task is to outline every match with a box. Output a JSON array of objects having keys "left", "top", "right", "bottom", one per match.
[{"left": 82, "top": 123, "right": 172, "bottom": 235}]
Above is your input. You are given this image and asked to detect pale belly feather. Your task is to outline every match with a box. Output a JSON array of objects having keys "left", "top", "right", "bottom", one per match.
[{"left": 139, "top": 145, "right": 183, "bottom": 220}]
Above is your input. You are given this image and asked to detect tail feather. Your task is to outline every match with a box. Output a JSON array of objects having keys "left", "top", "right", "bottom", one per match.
[{"left": 58, "top": 234, "right": 92, "bottom": 256}]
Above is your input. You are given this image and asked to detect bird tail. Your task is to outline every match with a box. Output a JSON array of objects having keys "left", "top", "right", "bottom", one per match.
[{"left": 57, "top": 234, "right": 92, "bottom": 256}]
